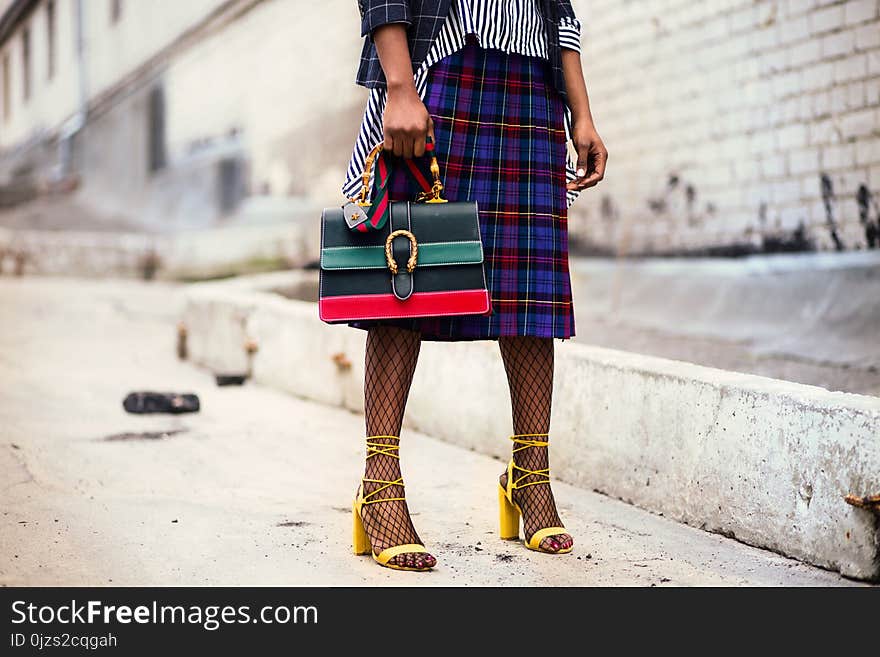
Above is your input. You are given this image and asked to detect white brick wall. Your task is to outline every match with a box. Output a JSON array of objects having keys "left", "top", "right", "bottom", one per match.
[{"left": 572, "top": 0, "right": 880, "bottom": 254}]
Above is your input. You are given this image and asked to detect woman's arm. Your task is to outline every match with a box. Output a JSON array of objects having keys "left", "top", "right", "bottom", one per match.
[
  {"left": 562, "top": 49, "right": 608, "bottom": 191},
  {"left": 373, "top": 24, "right": 433, "bottom": 159}
]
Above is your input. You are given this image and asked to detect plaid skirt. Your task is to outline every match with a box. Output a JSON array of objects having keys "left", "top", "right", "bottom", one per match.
[{"left": 349, "top": 43, "right": 575, "bottom": 341}]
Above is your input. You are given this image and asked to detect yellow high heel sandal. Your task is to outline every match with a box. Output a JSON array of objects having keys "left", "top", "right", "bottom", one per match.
[
  {"left": 352, "top": 435, "right": 434, "bottom": 571},
  {"left": 498, "top": 433, "right": 572, "bottom": 554}
]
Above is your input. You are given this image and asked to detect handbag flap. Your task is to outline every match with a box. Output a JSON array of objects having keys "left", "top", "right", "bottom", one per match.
[{"left": 321, "top": 201, "right": 482, "bottom": 271}]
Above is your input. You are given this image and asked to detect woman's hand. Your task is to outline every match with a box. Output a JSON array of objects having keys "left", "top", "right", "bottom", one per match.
[
  {"left": 566, "top": 120, "right": 608, "bottom": 191},
  {"left": 371, "top": 23, "right": 433, "bottom": 159},
  {"left": 561, "top": 48, "right": 607, "bottom": 192},
  {"left": 383, "top": 83, "right": 434, "bottom": 159}
]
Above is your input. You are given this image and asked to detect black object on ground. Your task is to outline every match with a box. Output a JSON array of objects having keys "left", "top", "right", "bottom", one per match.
[
  {"left": 122, "top": 392, "right": 200, "bottom": 414},
  {"left": 215, "top": 374, "right": 247, "bottom": 386}
]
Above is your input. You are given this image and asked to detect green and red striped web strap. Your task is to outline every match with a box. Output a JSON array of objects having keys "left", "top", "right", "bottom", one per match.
[{"left": 350, "top": 138, "right": 438, "bottom": 233}]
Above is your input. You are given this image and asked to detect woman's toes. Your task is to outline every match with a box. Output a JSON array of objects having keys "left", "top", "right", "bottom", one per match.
[
  {"left": 414, "top": 553, "right": 434, "bottom": 569},
  {"left": 537, "top": 534, "right": 574, "bottom": 553},
  {"left": 386, "top": 552, "right": 434, "bottom": 569},
  {"left": 540, "top": 537, "right": 560, "bottom": 553}
]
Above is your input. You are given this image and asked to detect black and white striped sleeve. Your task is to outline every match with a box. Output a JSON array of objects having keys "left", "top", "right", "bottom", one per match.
[
  {"left": 558, "top": 15, "right": 581, "bottom": 53},
  {"left": 358, "top": 0, "right": 412, "bottom": 38}
]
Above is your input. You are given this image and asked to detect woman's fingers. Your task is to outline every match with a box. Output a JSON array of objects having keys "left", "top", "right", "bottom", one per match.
[
  {"left": 565, "top": 149, "right": 591, "bottom": 191},
  {"left": 413, "top": 117, "right": 432, "bottom": 158},
  {"left": 382, "top": 87, "right": 434, "bottom": 159},
  {"left": 566, "top": 167, "right": 587, "bottom": 191},
  {"left": 413, "top": 131, "right": 426, "bottom": 158},
  {"left": 394, "top": 133, "right": 418, "bottom": 159},
  {"left": 386, "top": 131, "right": 412, "bottom": 158},
  {"left": 567, "top": 140, "right": 608, "bottom": 190},
  {"left": 567, "top": 162, "right": 589, "bottom": 191},
  {"left": 579, "top": 149, "right": 607, "bottom": 189},
  {"left": 386, "top": 132, "right": 434, "bottom": 159},
  {"left": 395, "top": 135, "right": 405, "bottom": 158},
  {"left": 385, "top": 117, "right": 434, "bottom": 160}
]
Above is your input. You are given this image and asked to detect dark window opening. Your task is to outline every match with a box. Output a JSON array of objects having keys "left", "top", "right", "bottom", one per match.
[
  {"left": 2, "top": 54, "right": 10, "bottom": 121},
  {"left": 111, "top": 0, "right": 123, "bottom": 24},
  {"left": 218, "top": 158, "right": 245, "bottom": 213},
  {"left": 147, "top": 86, "right": 167, "bottom": 173},
  {"left": 22, "top": 27, "right": 31, "bottom": 101},
  {"left": 47, "top": 1, "right": 56, "bottom": 79}
]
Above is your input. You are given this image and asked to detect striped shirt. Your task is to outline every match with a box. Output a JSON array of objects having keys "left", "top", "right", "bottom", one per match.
[{"left": 343, "top": 0, "right": 583, "bottom": 205}]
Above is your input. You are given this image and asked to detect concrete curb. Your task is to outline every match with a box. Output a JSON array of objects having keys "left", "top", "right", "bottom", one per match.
[
  {"left": 182, "top": 271, "right": 880, "bottom": 580},
  {"left": 569, "top": 252, "right": 880, "bottom": 369}
]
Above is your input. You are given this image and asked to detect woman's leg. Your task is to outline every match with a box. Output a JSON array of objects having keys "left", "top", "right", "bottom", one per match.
[
  {"left": 498, "top": 336, "right": 573, "bottom": 553},
  {"left": 359, "top": 325, "right": 436, "bottom": 569}
]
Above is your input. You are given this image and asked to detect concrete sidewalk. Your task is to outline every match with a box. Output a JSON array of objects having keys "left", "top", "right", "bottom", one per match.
[{"left": 0, "top": 277, "right": 861, "bottom": 586}]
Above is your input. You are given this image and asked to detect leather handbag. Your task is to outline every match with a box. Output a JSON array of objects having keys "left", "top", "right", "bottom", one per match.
[{"left": 319, "top": 143, "right": 491, "bottom": 323}]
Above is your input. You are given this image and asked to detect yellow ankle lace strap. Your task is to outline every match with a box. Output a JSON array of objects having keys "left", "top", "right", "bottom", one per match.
[
  {"left": 509, "top": 433, "right": 550, "bottom": 490},
  {"left": 362, "top": 435, "right": 405, "bottom": 506},
  {"left": 510, "top": 433, "right": 550, "bottom": 450},
  {"left": 366, "top": 435, "right": 401, "bottom": 460}
]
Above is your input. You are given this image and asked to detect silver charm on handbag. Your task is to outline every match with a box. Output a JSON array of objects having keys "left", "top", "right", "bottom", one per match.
[{"left": 343, "top": 202, "right": 369, "bottom": 229}]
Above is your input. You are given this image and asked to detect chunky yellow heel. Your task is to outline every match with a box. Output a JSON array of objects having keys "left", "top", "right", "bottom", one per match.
[
  {"left": 352, "top": 501, "right": 371, "bottom": 555},
  {"left": 498, "top": 433, "right": 572, "bottom": 554},
  {"left": 498, "top": 484, "right": 520, "bottom": 539},
  {"left": 352, "top": 435, "right": 435, "bottom": 572}
]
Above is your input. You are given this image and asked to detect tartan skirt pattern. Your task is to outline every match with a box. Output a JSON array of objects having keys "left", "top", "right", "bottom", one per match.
[{"left": 349, "top": 43, "right": 576, "bottom": 341}]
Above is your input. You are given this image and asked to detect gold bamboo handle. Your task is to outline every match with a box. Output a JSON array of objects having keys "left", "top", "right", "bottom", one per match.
[
  {"left": 354, "top": 142, "right": 446, "bottom": 204},
  {"left": 357, "top": 142, "right": 385, "bottom": 204}
]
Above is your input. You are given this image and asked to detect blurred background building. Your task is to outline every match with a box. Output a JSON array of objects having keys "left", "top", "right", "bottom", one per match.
[
  {"left": 0, "top": 0, "right": 877, "bottom": 252},
  {"left": 0, "top": 0, "right": 365, "bottom": 231}
]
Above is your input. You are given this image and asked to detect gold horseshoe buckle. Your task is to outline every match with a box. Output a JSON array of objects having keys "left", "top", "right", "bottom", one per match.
[{"left": 385, "top": 230, "right": 418, "bottom": 274}]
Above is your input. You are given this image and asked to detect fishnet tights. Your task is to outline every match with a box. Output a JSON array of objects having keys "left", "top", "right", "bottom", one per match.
[
  {"left": 359, "top": 326, "right": 435, "bottom": 569},
  {"left": 498, "top": 336, "right": 573, "bottom": 553}
]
